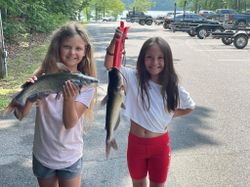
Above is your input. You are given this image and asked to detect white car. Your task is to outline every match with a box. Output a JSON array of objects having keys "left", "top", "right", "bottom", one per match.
[{"left": 102, "top": 16, "right": 115, "bottom": 22}]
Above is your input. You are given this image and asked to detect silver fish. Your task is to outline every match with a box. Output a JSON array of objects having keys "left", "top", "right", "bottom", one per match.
[
  {"left": 102, "top": 67, "right": 125, "bottom": 158},
  {"left": 5, "top": 72, "right": 98, "bottom": 120}
]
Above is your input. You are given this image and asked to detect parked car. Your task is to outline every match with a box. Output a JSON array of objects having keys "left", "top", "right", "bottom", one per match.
[
  {"left": 126, "top": 11, "right": 153, "bottom": 25},
  {"left": 210, "top": 9, "right": 237, "bottom": 23},
  {"left": 155, "top": 12, "right": 184, "bottom": 26},
  {"left": 227, "top": 13, "right": 250, "bottom": 28},
  {"left": 164, "top": 13, "right": 223, "bottom": 39},
  {"left": 154, "top": 16, "right": 165, "bottom": 25},
  {"left": 102, "top": 16, "right": 115, "bottom": 22},
  {"left": 198, "top": 10, "right": 216, "bottom": 19},
  {"left": 211, "top": 9, "right": 250, "bottom": 28},
  {"left": 165, "top": 11, "right": 184, "bottom": 18},
  {"left": 163, "top": 13, "right": 219, "bottom": 29}
]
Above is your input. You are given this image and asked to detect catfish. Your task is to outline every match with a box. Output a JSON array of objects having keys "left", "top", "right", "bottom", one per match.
[{"left": 5, "top": 67, "right": 98, "bottom": 120}]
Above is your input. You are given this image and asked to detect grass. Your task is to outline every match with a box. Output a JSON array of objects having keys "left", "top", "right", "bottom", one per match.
[{"left": 0, "top": 40, "right": 49, "bottom": 112}]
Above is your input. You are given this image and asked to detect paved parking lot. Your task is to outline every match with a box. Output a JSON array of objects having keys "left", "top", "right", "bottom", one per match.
[{"left": 1, "top": 22, "right": 250, "bottom": 187}]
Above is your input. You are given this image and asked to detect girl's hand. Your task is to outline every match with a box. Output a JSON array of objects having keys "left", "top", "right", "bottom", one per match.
[
  {"left": 25, "top": 75, "right": 40, "bottom": 103},
  {"left": 114, "top": 27, "right": 123, "bottom": 40},
  {"left": 26, "top": 75, "right": 38, "bottom": 83},
  {"left": 63, "top": 80, "right": 79, "bottom": 100}
]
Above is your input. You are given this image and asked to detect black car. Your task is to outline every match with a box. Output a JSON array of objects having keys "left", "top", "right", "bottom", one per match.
[
  {"left": 163, "top": 13, "right": 219, "bottom": 29},
  {"left": 163, "top": 13, "right": 224, "bottom": 39}
]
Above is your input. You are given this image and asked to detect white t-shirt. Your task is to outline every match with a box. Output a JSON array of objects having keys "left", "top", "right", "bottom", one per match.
[
  {"left": 33, "top": 87, "right": 95, "bottom": 169},
  {"left": 121, "top": 67, "right": 195, "bottom": 133}
]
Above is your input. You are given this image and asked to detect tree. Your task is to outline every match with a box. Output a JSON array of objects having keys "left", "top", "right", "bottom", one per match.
[
  {"left": 128, "top": 0, "right": 155, "bottom": 12},
  {"left": 176, "top": 0, "right": 250, "bottom": 11},
  {"left": 89, "top": 0, "right": 125, "bottom": 20}
]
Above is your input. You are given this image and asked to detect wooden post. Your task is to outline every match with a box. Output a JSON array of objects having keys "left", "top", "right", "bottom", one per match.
[{"left": 0, "top": 10, "right": 7, "bottom": 79}]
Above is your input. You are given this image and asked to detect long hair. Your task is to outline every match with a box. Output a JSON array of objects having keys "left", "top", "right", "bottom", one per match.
[
  {"left": 136, "top": 37, "right": 179, "bottom": 113},
  {"left": 34, "top": 22, "right": 97, "bottom": 122},
  {"left": 35, "top": 22, "right": 96, "bottom": 77}
]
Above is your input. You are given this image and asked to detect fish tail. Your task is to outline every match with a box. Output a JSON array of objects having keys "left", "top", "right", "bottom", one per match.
[
  {"left": 4, "top": 100, "right": 24, "bottom": 120},
  {"left": 4, "top": 101, "right": 16, "bottom": 114},
  {"left": 105, "top": 138, "right": 118, "bottom": 159}
]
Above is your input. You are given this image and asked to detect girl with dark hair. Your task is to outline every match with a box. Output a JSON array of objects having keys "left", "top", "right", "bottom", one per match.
[{"left": 104, "top": 30, "right": 195, "bottom": 187}]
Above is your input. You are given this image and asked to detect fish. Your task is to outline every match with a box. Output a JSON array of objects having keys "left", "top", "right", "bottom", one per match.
[
  {"left": 5, "top": 71, "right": 98, "bottom": 120},
  {"left": 102, "top": 67, "right": 125, "bottom": 158}
]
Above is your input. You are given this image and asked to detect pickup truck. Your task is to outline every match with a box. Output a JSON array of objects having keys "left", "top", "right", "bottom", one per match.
[
  {"left": 126, "top": 11, "right": 153, "bottom": 26},
  {"left": 211, "top": 9, "right": 250, "bottom": 28},
  {"left": 227, "top": 13, "right": 250, "bottom": 27},
  {"left": 211, "top": 9, "right": 237, "bottom": 23}
]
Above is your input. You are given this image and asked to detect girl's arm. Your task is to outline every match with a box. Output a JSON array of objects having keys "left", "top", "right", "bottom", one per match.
[
  {"left": 173, "top": 108, "right": 193, "bottom": 117},
  {"left": 62, "top": 80, "right": 88, "bottom": 129},
  {"left": 104, "top": 38, "right": 116, "bottom": 70}
]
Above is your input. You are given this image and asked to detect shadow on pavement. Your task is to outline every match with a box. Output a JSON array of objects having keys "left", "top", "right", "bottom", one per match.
[{"left": 169, "top": 105, "right": 220, "bottom": 151}]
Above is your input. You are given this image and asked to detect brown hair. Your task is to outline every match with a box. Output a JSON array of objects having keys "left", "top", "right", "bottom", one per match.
[{"left": 136, "top": 37, "right": 179, "bottom": 112}]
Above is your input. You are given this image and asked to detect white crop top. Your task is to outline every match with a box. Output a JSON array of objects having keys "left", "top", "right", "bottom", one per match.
[
  {"left": 33, "top": 87, "right": 95, "bottom": 169},
  {"left": 121, "top": 67, "right": 195, "bottom": 133}
]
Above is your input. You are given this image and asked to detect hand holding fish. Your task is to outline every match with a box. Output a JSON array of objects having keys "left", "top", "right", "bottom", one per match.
[
  {"left": 103, "top": 21, "right": 128, "bottom": 159},
  {"left": 26, "top": 75, "right": 38, "bottom": 84},
  {"left": 63, "top": 80, "right": 79, "bottom": 100}
]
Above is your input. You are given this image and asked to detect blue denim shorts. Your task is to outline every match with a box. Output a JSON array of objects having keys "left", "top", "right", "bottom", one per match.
[{"left": 32, "top": 155, "right": 82, "bottom": 179}]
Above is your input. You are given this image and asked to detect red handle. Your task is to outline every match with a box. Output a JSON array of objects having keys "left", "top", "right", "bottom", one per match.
[{"left": 112, "top": 21, "right": 129, "bottom": 68}]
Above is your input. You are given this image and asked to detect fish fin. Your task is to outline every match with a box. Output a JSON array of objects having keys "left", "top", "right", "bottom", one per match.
[
  {"left": 27, "top": 93, "right": 49, "bottom": 103},
  {"left": 105, "top": 139, "right": 118, "bottom": 159},
  {"left": 121, "top": 85, "right": 127, "bottom": 96},
  {"left": 13, "top": 108, "right": 24, "bottom": 121},
  {"left": 56, "top": 62, "right": 71, "bottom": 72},
  {"left": 100, "top": 95, "right": 108, "bottom": 106},
  {"left": 55, "top": 93, "right": 61, "bottom": 100},
  {"left": 121, "top": 103, "right": 126, "bottom": 109}
]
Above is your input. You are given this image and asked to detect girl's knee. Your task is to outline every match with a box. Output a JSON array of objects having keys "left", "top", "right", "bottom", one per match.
[{"left": 132, "top": 177, "right": 147, "bottom": 187}]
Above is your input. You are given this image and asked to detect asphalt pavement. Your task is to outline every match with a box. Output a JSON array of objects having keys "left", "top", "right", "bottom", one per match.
[{"left": 1, "top": 21, "right": 250, "bottom": 187}]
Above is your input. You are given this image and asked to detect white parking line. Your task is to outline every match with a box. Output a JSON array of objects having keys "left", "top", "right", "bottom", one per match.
[
  {"left": 216, "top": 59, "right": 250, "bottom": 62},
  {"left": 196, "top": 49, "right": 250, "bottom": 52}
]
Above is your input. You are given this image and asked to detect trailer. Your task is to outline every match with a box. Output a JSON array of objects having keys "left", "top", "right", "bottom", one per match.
[
  {"left": 193, "top": 23, "right": 225, "bottom": 39},
  {"left": 170, "top": 21, "right": 224, "bottom": 39},
  {"left": 212, "top": 28, "right": 250, "bottom": 49}
]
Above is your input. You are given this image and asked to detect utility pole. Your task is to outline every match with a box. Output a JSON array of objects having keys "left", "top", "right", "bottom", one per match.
[
  {"left": 0, "top": 10, "right": 8, "bottom": 79},
  {"left": 174, "top": 2, "right": 176, "bottom": 21},
  {"left": 183, "top": 0, "right": 187, "bottom": 19}
]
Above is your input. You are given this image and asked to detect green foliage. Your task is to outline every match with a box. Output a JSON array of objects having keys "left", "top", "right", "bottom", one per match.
[
  {"left": 128, "top": 0, "right": 155, "bottom": 12},
  {"left": 0, "top": 0, "right": 126, "bottom": 41},
  {"left": 2, "top": 21, "right": 26, "bottom": 41},
  {"left": 89, "top": 0, "right": 125, "bottom": 19},
  {"left": 0, "top": 41, "right": 48, "bottom": 111},
  {"left": 176, "top": 0, "right": 250, "bottom": 12}
]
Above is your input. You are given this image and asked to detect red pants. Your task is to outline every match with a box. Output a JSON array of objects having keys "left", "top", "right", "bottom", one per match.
[{"left": 127, "top": 132, "right": 171, "bottom": 183}]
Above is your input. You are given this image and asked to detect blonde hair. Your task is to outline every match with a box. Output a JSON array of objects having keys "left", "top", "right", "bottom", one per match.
[{"left": 35, "top": 22, "right": 97, "bottom": 123}]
